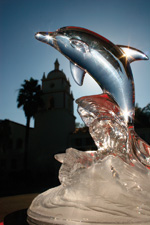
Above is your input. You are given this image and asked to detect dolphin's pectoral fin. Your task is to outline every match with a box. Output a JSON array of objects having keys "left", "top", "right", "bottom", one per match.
[
  {"left": 70, "top": 62, "right": 85, "bottom": 86},
  {"left": 117, "top": 45, "right": 149, "bottom": 63}
]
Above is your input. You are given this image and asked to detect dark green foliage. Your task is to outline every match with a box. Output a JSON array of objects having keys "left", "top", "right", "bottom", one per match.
[
  {"left": 17, "top": 78, "right": 43, "bottom": 118},
  {"left": 75, "top": 122, "right": 85, "bottom": 128},
  {"left": 17, "top": 78, "right": 44, "bottom": 170},
  {"left": 135, "top": 103, "right": 150, "bottom": 128}
]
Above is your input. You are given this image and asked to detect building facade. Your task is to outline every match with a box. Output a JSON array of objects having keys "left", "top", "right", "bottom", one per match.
[
  {"left": 0, "top": 119, "right": 28, "bottom": 175},
  {"left": 29, "top": 59, "right": 76, "bottom": 174}
]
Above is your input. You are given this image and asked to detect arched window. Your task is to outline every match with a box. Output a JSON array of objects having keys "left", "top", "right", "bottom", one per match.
[
  {"left": 50, "top": 83, "right": 55, "bottom": 88},
  {"left": 11, "top": 159, "right": 17, "bottom": 170},
  {"left": 48, "top": 97, "right": 54, "bottom": 110},
  {"left": 16, "top": 138, "right": 23, "bottom": 149}
]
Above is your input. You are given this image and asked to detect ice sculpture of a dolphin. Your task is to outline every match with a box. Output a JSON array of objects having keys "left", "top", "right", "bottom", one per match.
[{"left": 35, "top": 27, "right": 148, "bottom": 123}]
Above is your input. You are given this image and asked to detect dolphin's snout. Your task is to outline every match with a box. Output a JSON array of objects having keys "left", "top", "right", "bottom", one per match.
[
  {"left": 35, "top": 31, "right": 53, "bottom": 37},
  {"left": 35, "top": 32, "right": 54, "bottom": 47},
  {"left": 35, "top": 32, "right": 46, "bottom": 39}
]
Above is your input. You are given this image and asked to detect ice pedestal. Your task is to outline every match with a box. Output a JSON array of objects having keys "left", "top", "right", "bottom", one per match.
[
  {"left": 28, "top": 150, "right": 150, "bottom": 225},
  {"left": 27, "top": 94, "right": 150, "bottom": 225}
]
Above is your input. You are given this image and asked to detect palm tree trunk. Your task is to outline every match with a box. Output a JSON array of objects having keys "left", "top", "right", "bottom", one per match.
[{"left": 24, "top": 116, "right": 30, "bottom": 171}]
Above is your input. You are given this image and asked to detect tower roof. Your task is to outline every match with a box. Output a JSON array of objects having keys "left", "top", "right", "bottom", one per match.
[{"left": 47, "top": 59, "right": 66, "bottom": 80}]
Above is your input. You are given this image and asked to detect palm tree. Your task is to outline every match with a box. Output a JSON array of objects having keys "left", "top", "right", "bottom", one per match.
[{"left": 17, "top": 78, "right": 43, "bottom": 170}]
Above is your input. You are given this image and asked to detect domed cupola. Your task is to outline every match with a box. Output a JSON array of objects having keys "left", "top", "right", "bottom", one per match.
[
  {"left": 35, "top": 59, "right": 75, "bottom": 132},
  {"left": 42, "top": 59, "right": 72, "bottom": 96},
  {"left": 47, "top": 59, "right": 66, "bottom": 80}
]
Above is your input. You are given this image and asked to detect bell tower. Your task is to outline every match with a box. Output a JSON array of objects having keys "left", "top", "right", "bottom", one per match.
[
  {"left": 31, "top": 60, "right": 75, "bottom": 173},
  {"left": 40, "top": 59, "right": 74, "bottom": 113}
]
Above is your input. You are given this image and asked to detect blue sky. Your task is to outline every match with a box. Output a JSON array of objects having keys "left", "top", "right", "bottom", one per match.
[{"left": 0, "top": 0, "right": 150, "bottom": 126}]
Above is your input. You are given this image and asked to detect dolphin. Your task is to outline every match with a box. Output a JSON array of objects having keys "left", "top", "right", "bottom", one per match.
[{"left": 35, "top": 26, "right": 148, "bottom": 124}]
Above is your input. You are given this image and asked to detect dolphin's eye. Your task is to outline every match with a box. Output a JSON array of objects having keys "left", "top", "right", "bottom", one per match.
[{"left": 70, "top": 38, "right": 89, "bottom": 53}]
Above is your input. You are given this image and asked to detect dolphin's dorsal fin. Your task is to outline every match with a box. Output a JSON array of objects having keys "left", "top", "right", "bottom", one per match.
[
  {"left": 70, "top": 62, "right": 85, "bottom": 86},
  {"left": 117, "top": 45, "right": 149, "bottom": 63}
]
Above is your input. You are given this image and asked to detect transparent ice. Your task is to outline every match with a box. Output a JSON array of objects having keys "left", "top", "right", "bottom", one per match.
[
  {"left": 28, "top": 27, "right": 150, "bottom": 225},
  {"left": 28, "top": 94, "right": 150, "bottom": 225}
]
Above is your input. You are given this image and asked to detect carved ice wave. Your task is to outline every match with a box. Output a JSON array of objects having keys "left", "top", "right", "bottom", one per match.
[
  {"left": 76, "top": 94, "right": 150, "bottom": 168},
  {"left": 28, "top": 149, "right": 150, "bottom": 224}
]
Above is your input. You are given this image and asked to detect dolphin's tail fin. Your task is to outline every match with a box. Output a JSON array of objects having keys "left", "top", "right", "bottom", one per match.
[{"left": 117, "top": 45, "right": 149, "bottom": 63}]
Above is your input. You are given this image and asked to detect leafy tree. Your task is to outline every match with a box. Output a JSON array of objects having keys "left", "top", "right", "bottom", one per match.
[
  {"left": 17, "top": 78, "right": 43, "bottom": 170},
  {"left": 142, "top": 103, "right": 150, "bottom": 117},
  {"left": 135, "top": 103, "right": 150, "bottom": 128}
]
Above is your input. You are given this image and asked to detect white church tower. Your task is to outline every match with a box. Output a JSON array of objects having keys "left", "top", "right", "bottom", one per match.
[{"left": 30, "top": 60, "right": 75, "bottom": 174}]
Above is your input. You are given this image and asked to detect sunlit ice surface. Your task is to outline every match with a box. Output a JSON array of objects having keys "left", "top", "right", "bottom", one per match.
[
  {"left": 122, "top": 108, "right": 133, "bottom": 124},
  {"left": 28, "top": 94, "right": 150, "bottom": 225}
]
